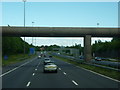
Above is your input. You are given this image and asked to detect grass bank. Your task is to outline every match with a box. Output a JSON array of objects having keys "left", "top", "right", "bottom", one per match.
[
  {"left": 54, "top": 56, "right": 120, "bottom": 81},
  {"left": 2, "top": 54, "right": 36, "bottom": 66}
]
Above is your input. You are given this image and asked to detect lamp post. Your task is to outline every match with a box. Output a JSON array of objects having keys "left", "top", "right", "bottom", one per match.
[
  {"left": 97, "top": 23, "right": 99, "bottom": 28},
  {"left": 23, "top": 0, "right": 26, "bottom": 54},
  {"left": 32, "top": 21, "right": 34, "bottom": 45}
]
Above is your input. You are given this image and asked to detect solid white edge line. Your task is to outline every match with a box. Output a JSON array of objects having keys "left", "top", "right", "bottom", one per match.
[
  {"left": 66, "top": 62, "right": 69, "bottom": 64},
  {"left": 72, "top": 80, "right": 78, "bottom": 86},
  {"left": 0, "top": 60, "right": 33, "bottom": 77},
  {"left": 26, "top": 82, "right": 31, "bottom": 87},
  {"left": 76, "top": 66, "right": 120, "bottom": 83},
  {"left": 0, "top": 67, "right": 17, "bottom": 77}
]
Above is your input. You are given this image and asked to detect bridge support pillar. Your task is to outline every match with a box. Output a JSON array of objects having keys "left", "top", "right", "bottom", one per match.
[{"left": 84, "top": 35, "right": 92, "bottom": 62}]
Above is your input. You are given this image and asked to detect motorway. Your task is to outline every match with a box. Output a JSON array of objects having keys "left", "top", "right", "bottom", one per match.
[
  {"left": 54, "top": 53, "right": 120, "bottom": 69},
  {"left": 1, "top": 55, "right": 120, "bottom": 88}
]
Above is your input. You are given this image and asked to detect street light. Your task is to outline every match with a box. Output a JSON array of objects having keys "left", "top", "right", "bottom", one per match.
[
  {"left": 23, "top": 0, "right": 26, "bottom": 54},
  {"left": 32, "top": 22, "right": 34, "bottom": 45},
  {"left": 23, "top": 0, "right": 26, "bottom": 27},
  {"left": 97, "top": 23, "right": 99, "bottom": 28}
]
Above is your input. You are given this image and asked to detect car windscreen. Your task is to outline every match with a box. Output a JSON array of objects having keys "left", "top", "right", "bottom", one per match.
[
  {"left": 46, "top": 63, "right": 55, "bottom": 65},
  {"left": 45, "top": 58, "right": 50, "bottom": 60}
]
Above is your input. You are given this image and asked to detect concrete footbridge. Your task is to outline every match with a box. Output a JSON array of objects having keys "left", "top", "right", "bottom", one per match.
[{"left": 1, "top": 26, "right": 120, "bottom": 61}]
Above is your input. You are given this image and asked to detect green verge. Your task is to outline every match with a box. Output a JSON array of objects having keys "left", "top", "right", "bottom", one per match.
[
  {"left": 2, "top": 54, "right": 36, "bottom": 66},
  {"left": 54, "top": 56, "right": 120, "bottom": 81}
]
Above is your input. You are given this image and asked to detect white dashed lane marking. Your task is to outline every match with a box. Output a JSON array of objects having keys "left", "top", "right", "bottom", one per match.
[
  {"left": 59, "top": 68, "right": 61, "bottom": 70},
  {"left": 37, "top": 62, "right": 40, "bottom": 68},
  {"left": 26, "top": 82, "right": 31, "bottom": 87},
  {"left": 72, "top": 80, "right": 78, "bottom": 86},
  {"left": 32, "top": 73, "right": 35, "bottom": 76},
  {"left": 63, "top": 72, "right": 67, "bottom": 75}
]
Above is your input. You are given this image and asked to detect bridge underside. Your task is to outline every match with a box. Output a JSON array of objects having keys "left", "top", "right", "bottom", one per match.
[
  {"left": 1, "top": 26, "right": 120, "bottom": 61},
  {"left": 2, "top": 26, "right": 119, "bottom": 37}
]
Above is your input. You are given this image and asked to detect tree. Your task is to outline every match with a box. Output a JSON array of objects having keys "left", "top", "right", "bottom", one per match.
[{"left": 2, "top": 37, "right": 31, "bottom": 56}]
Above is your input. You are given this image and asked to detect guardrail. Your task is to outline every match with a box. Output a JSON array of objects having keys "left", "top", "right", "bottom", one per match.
[{"left": 52, "top": 53, "right": 120, "bottom": 72}]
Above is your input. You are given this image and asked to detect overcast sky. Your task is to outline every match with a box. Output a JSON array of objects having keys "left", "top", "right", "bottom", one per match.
[
  {"left": 20, "top": 37, "right": 112, "bottom": 47},
  {"left": 2, "top": 2, "right": 117, "bottom": 46}
]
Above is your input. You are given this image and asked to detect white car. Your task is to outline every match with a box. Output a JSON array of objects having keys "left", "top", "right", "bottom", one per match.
[
  {"left": 95, "top": 57, "right": 102, "bottom": 61},
  {"left": 38, "top": 55, "right": 41, "bottom": 59},
  {"left": 43, "top": 63, "right": 58, "bottom": 73},
  {"left": 44, "top": 58, "right": 51, "bottom": 65}
]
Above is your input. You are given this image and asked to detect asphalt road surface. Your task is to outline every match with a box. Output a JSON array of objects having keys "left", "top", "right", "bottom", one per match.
[{"left": 1, "top": 55, "right": 120, "bottom": 88}]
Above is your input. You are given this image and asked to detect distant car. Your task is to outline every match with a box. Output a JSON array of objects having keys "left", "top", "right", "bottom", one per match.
[
  {"left": 79, "top": 56, "right": 84, "bottom": 59},
  {"left": 49, "top": 55, "right": 52, "bottom": 58},
  {"left": 44, "top": 55, "right": 46, "bottom": 57},
  {"left": 57, "top": 53, "right": 60, "bottom": 55},
  {"left": 43, "top": 63, "right": 58, "bottom": 73},
  {"left": 95, "top": 57, "right": 102, "bottom": 61},
  {"left": 38, "top": 55, "right": 41, "bottom": 59},
  {"left": 100, "top": 57, "right": 106, "bottom": 60},
  {"left": 44, "top": 58, "right": 51, "bottom": 65}
]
